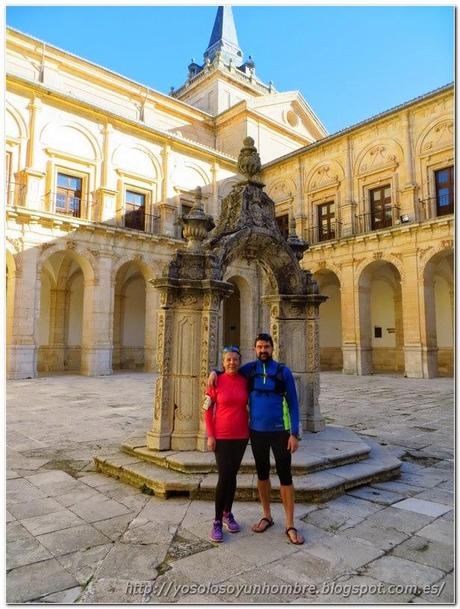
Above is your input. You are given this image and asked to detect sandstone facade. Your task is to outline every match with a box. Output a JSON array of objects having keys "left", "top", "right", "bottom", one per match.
[{"left": 5, "top": 13, "right": 453, "bottom": 381}]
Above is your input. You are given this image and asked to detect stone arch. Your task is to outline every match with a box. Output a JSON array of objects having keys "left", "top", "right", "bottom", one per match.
[
  {"left": 6, "top": 102, "right": 28, "bottom": 140},
  {"left": 355, "top": 253, "right": 405, "bottom": 286},
  {"left": 313, "top": 268, "right": 342, "bottom": 371},
  {"left": 217, "top": 230, "right": 306, "bottom": 296},
  {"left": 37, "top": 250, "right": 89, "bottom": 373},
  {"left": 37, "top": 243, "right": 97, "bottom": 285},
  {"left": 357, "top": 259, "right": 404, "bottom": 374},
  {"left": 112, "top": 258, "right": 154, "bottom": 371},
  {"left": 173, "top": 161, "right": 210, "bottom": 190},
  {"left": 422, "top": 248, "right": 453, "bottom": 377},
  {"left": 305, "top": 159, "right": 345, "bottom": 192},
  {"left": 355, "top": 138, "right": 404, "bottom": 175},
  {"left": 40, "top": 121, "right": 101, "bottom": 161},
  {"left": 111, "top": 254, "right": 155, "bottom": 287},
  {"left": 416, "top": 116, "right": 454, "bottom": 157},
  {"left": 218, "top": 177, "right": 240, "bottom": 200},
  {"left": 310, "top": 261, "right": 343, "bottom": 284},
  {"left": 266, "top": 176, "right": 297, "bottom": 202},
  {"left": 221, "top": 271, "right": 255, "bottom": 363},
  {"left": 112, "top": 144, "right": 161, "bottom": 180}
]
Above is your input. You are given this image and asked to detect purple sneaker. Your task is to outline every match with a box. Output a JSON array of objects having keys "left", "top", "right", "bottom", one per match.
[
  {"left": 210, "top": 519, "right": 223, "bottom": 542},
  {"left": 223, "top": 512, "right": 240, "bottom": 533}
]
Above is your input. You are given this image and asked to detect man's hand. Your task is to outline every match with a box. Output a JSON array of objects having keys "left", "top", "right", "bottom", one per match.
[
  {"left": 207, "top": 370, "right": 218, "bottom": 389},
  {"left": 287, "top": 434, "right": 299, "bottom": 454},
  {"left": 207, "top": 436, "right": 216, "bottom": 452}
]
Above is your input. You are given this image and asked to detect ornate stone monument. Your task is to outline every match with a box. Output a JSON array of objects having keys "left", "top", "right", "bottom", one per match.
[{"left": 147, "top": 137, "right": 326, "bottom": 452}]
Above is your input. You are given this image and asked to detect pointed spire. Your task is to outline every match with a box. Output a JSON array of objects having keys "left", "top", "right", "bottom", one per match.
[{"left": 203, "top": 6, "right": 243, "bottom": 66}]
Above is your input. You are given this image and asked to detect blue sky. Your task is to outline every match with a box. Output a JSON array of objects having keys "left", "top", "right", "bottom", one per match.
[{"left": 5, "top": 5, "right": 454, "bottom": 134}]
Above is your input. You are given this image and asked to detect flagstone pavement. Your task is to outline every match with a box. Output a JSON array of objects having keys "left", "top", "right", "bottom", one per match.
[{"left": 6, "top": 371, "right": 454, "bottom": 604}]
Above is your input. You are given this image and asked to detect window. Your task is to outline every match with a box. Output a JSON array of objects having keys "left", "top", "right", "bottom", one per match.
[
  {"left": 124, "top": 189, "right": 146, "bottom": 230},
  {"left": 370, "top": 185, "right": 392, "bottom": 230},
  {"left": 56, "top": 173, "right": 82, "bottom": 217},
  {"left": 276, "top": 214, "right": 289, "bottom": 239},
  {"left": 435, "top": 167, "right": 454, "bottom": 216},
  {"left": 317, "top": 202, "right": 335, "bottom": 241}
]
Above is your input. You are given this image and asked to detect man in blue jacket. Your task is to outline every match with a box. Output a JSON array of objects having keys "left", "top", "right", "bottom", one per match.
[{"left": 209, "top": 333, "right": 304, "bottom": 545}]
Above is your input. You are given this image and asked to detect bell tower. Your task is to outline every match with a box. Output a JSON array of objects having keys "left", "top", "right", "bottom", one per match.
[{"left": 172, "top": 5, "right": 275, "bottom": 114}]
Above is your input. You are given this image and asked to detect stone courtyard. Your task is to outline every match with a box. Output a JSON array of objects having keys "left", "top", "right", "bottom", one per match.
[{"left": 6, "top": 372, "right": 454, "bottom": 604}]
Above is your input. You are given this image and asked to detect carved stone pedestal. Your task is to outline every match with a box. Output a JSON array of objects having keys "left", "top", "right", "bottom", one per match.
[{"left": 146, "top": 274, "right": 233, "bottom": 451}]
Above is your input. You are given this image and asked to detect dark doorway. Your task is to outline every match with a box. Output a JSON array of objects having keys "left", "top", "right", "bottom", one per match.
[{"left": 223, "top": 281, "right": 241, "bottom": 348}]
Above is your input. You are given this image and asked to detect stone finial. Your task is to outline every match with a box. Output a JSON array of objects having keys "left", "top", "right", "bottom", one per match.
[
  {"left": 237, "top": 137, "right": 261, "bottom": 180},
  {"left": 286, "top": 215, "right": 309, "bottom": 260},
  {"left": 182, "top": 187, "right": 215, "bottom": 251}
]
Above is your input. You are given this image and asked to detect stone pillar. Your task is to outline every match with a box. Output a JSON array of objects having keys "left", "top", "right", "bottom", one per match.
[
  {"left": 305, "top": 295, "right": 326, "bottom": 432},
  {"left": 81, "top": 253, "right": 113, "bottom": 376},
  {"left": 147, "top": 300, "right": 174, "bottom": 451},
  {"left": 49, "top": 288, "right": 67, "bottom": 370},
  {"left": 265, "top": 293, "right": 325, "bottom": 433},
  {"left": 158, "top": 202, "right": 177, "bottom": 237},
  {"left": 146, "top": 279, "right": 232, "bottom": 451},
  {"left": 210, "top": 161, "right": 220, "bottom": 219},
  {"left": 16, "top": 97, "right": 45, "bottom": 209},
  {"left": 355, "top": 283, "right": 373, "bottom": 375},
  {"left": 340, "top": 262, "right": 360, "bottom": 374},
  {"left": 7, "top": 248, "right": 40, "bottom": 379},
  {"left": 340, "top": 136, "right": 356, "bottom": 237},
  {"left": 144, "top": 283, "right": 159, "bottom": 372},
  {"left": 94, "top": 123, "right": 117, "bottom": 223},
  {"left": 402, "top": 253, "right": 429, "bottom": 378},
  {"left": 400, "top": 110, "right": 418, "bottom": 220},
  {"left": 196, "top": 292, "right": 221, "bottom": 451}
]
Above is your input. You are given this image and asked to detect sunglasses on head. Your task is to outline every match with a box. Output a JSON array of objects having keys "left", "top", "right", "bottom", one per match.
[{"left": 223, "top": 345, "right": 241, "bottom": 355}]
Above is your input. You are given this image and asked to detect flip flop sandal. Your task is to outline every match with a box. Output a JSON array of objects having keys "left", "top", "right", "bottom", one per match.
[
  {"left": 252, "top": 517, "right": 274, "bottom": 533},
  {"left": 285, "top": 527, "right": 304, "bottom": 545}
]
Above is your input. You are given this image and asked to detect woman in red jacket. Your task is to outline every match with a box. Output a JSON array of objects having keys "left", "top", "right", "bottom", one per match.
[{"left": 204, "top": 346, "right": 249, "bottom": 543}]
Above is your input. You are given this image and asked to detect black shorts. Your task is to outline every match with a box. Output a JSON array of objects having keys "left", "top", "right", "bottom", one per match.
[{"left": 249, "top": 429, "right": 292, "bottom": 486}]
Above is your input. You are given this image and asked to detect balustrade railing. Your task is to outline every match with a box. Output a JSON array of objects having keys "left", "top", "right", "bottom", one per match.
[
  {"left": 354, "top": 205, "right": 400, "bottom": 234},
  {"left": 306, "top": 220, "right": 342, "bottom": 245},
  {"left": 115, "top": 209, "right": 161, "bottom": 235},
  {"left": 417, "top": 196, "right": 454, "bottom": 221},
  {"left": 5, "top": 181, "right": 26, "bottom": 206}
]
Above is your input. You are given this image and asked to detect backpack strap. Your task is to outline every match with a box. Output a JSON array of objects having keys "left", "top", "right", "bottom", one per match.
[
  {"left": 248, "top": 362, "right": 286, "bottom": 395},
  {"left": 247, "top": 362, "right": 258, "bottom": 393}
]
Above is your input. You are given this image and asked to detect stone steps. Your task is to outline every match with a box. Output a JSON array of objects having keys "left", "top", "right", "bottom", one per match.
[
  {"left": 119, "top": 425, "right": 372, "bottom": 475},
  {"left": 94, "top": 427, "right": 401, "bottom": 503}
]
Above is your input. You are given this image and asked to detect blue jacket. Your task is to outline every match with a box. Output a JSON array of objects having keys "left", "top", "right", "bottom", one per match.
[{"left": 239, "top": 359, "right": 300, "bottom": 434}]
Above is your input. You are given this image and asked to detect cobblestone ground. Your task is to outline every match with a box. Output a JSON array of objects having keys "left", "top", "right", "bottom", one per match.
[{"left": 6, "top": 371, "right": 454, "bottom": 604}]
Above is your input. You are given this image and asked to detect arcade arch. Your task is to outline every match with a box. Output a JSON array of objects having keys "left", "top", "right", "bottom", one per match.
[
  {"left": 358, "top": 260, "right": 405, "bottom": 374},
  {"left": 423, "top": 250, "right": 453, "bottom": 377},
  {"left": 313, "top": 269, "right": 342, "bottom": 370},
  {"left": 113, "top": 261, "right": 148, "bottom": 371},
  {"left": 37, "top": 251, "right": 87, "bottom": 373}
]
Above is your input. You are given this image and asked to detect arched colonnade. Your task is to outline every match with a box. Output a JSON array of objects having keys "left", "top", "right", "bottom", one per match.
[{"left": 312, "top": 249, "right": 453, "bottom": 377}]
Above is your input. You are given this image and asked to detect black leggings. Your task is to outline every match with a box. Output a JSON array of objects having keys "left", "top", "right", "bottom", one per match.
[
  {"left": 250, "top": 430, "right": 292, "bottom": 486},
  {"left": 214, "top": 439, "right": 248, "bottom": 521}
]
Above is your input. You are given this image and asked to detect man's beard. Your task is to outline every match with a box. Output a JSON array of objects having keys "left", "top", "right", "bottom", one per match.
[{"left": 257, "top": 353, "right": 271, "bottom": 361}]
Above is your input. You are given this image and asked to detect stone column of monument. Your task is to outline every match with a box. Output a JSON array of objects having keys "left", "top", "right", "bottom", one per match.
[
  {"left": 305, "top": 280, "right": 327, "bottom": 433},
  {"left": 265, "top": 294, "right": 310, "bottom": 429},
  {"left": 146, "top": 187, "right": 233, "bottom": 451}
]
